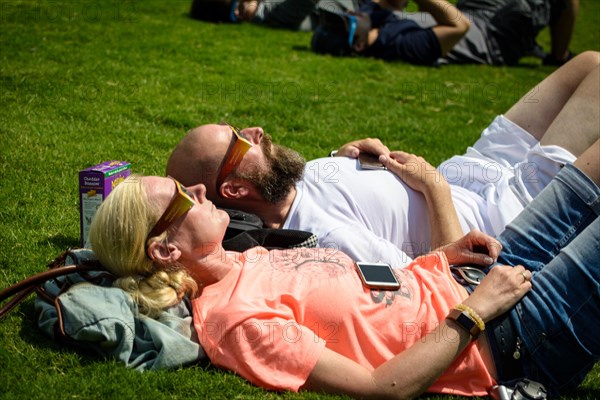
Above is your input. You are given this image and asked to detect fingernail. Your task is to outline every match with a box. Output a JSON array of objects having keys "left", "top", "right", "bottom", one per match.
[{"left": 484, "top": 256, "right": 493, "bottom": 265}]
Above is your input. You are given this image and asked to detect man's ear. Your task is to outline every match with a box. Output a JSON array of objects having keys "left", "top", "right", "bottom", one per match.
[
  {"left": 220, "top": 179, "right": 250, "bottom": 199},
  {"left": 147, "top": 239, "right": 182, "bottom": 266},
  {"left": 353, "top": 39, "right": 367, "bottom": 53},
  {"left": 352, "top": 13, "right": 371, "bottom": 53}
]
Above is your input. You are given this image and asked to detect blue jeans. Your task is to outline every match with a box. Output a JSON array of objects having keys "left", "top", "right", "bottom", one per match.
[{"left": 492, "top": 163, "right": 600, "bottom": 395}]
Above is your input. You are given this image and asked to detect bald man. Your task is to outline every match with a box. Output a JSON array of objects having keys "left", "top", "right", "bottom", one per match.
[{"left": 167, "top": 52, "right": 600, "bottom": 267}]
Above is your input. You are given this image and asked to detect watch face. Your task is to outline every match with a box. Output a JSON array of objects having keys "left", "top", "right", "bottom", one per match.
[{"left": 448, "top": 309, "right": 479, "bottom": 339}]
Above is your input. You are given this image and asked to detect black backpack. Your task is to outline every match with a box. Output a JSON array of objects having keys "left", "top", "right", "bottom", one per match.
[{"left": 222, "top": 208, "right": 317, "bottom": 251}]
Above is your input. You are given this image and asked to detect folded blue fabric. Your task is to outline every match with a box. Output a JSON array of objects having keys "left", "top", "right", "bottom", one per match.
[{"left": 35, "top": 249, "right": 205, "bottom": 371}]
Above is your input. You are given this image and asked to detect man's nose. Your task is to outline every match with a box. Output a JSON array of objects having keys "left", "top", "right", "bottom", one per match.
[{"left": 241, "top": 127, "right": 264, "bottom": 145}]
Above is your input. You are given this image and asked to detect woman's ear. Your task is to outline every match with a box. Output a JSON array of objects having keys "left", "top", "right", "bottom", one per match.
[{"left": 147, "top": 239, "right": 182, "bottom": 266}]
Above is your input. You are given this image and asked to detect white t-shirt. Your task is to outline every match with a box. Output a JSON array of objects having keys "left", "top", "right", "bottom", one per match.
[{"left": 282, "top": 116, "right": 576, "bottom": 268}]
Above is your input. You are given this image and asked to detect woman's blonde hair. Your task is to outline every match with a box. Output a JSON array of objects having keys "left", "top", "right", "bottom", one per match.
[{"left": 88, "top": 175, "right": 197, "bottom": 317}]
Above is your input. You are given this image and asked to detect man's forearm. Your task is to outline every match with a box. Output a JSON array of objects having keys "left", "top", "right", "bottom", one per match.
[
  {"left": 377, "top": 151, "right": 465, "bottom": 249},
  {"left": 414, "top": 0, "right": 470, "bottom": 55},
  {"left": 424, "top": 183, "right": 464, "bottom": 249},
  {"left": 414, "top": 0, "right": 466, "bottom": 27}
]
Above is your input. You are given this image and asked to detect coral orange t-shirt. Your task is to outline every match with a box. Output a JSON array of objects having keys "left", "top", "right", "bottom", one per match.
[{"left": 192, "top": 247, "right": 494, "bottom": 395}]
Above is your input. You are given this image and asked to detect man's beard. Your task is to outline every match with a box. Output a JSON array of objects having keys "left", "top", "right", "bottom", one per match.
[{"left": 233, "top": 134, "right": 306, "bottom": 204}]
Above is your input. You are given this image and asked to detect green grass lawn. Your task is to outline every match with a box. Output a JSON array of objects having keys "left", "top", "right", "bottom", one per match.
[{"left": 1, "top": 1, "right": 599, "bottom": 398}]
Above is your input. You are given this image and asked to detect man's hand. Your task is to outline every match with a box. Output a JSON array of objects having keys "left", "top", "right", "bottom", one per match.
[
  {"left": 379, "top": 151, "right": 446, "bottom": 194},
  {"left": 380, "top": 150, "right": 464, "bottom": 247},
  {"left": 235, "top": 0, "right": 259, "bottom": 21},
  {"left": 334, "top": 138, "right": 390, "bottom": 159},
  {"left": 439, "top": 230, "right": 502, "bottom": 267}
]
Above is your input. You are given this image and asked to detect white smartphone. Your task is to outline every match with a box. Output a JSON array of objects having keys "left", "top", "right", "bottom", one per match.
[
  {"left": 355, "top": 262, "right": 400, "bottom": 290},
  {"left": 358, "top": 153, "right": 386, "bottom": 170}
]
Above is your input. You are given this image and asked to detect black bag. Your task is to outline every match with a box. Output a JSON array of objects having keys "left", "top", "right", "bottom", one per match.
[
  {"left": 222, "top": 208, "right": 317, "bottom": 252},
  {"left": 223, "top": 208, "right": 264, "bottom": 239}
]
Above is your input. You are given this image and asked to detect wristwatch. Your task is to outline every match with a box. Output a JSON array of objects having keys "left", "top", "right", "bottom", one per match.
[{"left": 446, "top": 308, "right": 481, "bottom": 339}]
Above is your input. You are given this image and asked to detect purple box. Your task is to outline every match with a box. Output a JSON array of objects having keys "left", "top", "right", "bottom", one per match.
[{"left": 79, "top": 161, "right": 131, "bottom": 247}]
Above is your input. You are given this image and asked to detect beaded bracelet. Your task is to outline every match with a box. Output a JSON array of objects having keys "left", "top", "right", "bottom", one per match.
[{"left": 455, "top": 303, "right": 485, "bottom": 332}]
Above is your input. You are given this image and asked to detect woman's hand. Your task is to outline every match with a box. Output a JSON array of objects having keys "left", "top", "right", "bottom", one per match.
[
  {"left": 439, "top": 230, "right": 502, "bottom": 267},
  {"left": 464, "top": 265, "right": 532, "bottom": 322},
  {"left": 334, "top": 137, "right": 390, "bottom": 159},
  {"left": 380, "top": 151, "right": 447, "bottom": 194}
]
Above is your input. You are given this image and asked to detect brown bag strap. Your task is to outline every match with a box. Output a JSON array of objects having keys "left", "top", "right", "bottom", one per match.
[{"left": 0, "top": 250, "right": 104, "bottom": 321}]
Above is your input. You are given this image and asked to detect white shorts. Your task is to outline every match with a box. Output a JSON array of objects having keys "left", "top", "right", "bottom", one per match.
[{"left": 438, "top": 115, "right": 576, "bottom": 235}]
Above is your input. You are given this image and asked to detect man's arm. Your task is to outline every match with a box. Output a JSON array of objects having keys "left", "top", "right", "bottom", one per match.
[
  {"left": 380, "top": 151, "right": 464, "bottom": 248},
  {"left": 378, "top": 0, "right": 470, "bottom": 55},
  {"left": 413, "top": 0, "right": 470, "bottom": 56},
  {"left": 332, "top": 141, "right": 464, "bottom": 248},
  {"left": 422, "top": 176, "right": 465, "bottom": 248}
]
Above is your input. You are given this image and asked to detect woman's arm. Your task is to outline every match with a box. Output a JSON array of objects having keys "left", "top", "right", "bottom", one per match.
[
  {"left": 303, "top": 265, "right": 532, "bottom": 399},
  {"left": 304, "top": 319, "right": 471, "bottom": 399}
]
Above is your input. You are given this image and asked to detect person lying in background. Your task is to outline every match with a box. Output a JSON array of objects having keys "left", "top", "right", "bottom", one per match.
[
  {"left": 88, "top": 136, "right": 600, "bottom": 398},
  {"left": 166, "top": 51, "right": 600, "bottom": 267},
  {"left": 311, "top": 0, "right": 579, "bottom": 66},
  {"left": 189, "top": 0, "right": 358, "bottom": 31}
]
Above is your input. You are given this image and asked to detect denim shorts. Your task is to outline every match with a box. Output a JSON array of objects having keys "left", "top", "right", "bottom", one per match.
[{"left": 492, "top": 163, "right": 600, "bottom": 395}]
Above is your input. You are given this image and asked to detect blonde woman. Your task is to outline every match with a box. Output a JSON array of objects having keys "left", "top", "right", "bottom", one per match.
[{"left": 89, "top": 140, "right": 600, "bottom": 398}]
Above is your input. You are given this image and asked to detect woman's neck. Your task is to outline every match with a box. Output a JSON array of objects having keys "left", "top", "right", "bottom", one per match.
[{"left": 184, "top": 244, "right": 237, "bottom": 287}]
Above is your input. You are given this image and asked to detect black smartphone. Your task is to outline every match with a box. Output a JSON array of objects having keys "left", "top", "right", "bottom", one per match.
[
  {"left": 355, "top": 262, "right": 400, "bottom": 290},
  {"left": 358, "top": 153, "right": 386, "bottom": 170}
]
